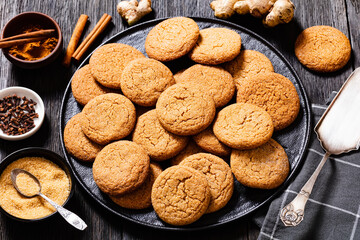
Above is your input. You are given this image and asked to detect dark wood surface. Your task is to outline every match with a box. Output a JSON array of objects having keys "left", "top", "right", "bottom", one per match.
[{"left": 0, "top": 0, "right": 358, "bottom": 239}]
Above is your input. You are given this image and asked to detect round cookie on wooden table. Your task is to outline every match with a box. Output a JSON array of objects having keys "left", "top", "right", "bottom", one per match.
[
  {"left": 71, "top": 64, "right": 111, "bottom": 106},
  {"left": 64, "top": 113, "right": 103, "bottom": 162},
  {"left": 295, "top": 25, "right": 351, "bottom": 72},
  {"left": 145, "top": 17, "right": 200, "bottom": 62},
  {"left": 151, "top": 165, "right": 211, "bottom": 226},
  {"left": 132, "top": 110, "right": 188, "bottom": 161},
  {"left": 180, "top": 153, "right": 234, "bottom": 213},
  {"left": 89, "top": 43, "right": 145, "bottom": 89},
  {"left": 230, "top": 139, "right": 289, "bottom": 189},
  {"left": 93, "top": 140, "right": 150, "bottom": 196},
  {"left": 81, "top": 93, "right": 136, "bottom": 145},
  {"left": 176, "top": 64, "right": 235, "bottom": 108},
  {"left": 156, "top": 83, "right": 216, "bottom": 136},
  {"left": 213, "top": 103, "right": 273, "bottom": 149},
  {"left": 121, "top": 58, "right": 175, "bottom": 106},
  {"left": 223, "top": 50, "right": 274, "bottom": 89},
  {"left": 109, "top": 163, "right": 162, "bottom": 209},
  {"left": 236, "top": 72, "right": 300, "bottom": 131},
  {"left": 170, "top": 139, "right": 204, "bottom": 166},
  {"left": 188, "top": 28, "right": 241, "bottom": 65},
  {"left": 193, "top": 126, "right": 231, "bottom": 157}
]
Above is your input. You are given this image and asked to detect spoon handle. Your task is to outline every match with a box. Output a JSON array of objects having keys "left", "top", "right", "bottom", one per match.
[
  {"left": 280, "top": 151, "right": 331, "bottom": 226},
  {"left": 39, "top": 192, "right": 87, "bottom": 230}
]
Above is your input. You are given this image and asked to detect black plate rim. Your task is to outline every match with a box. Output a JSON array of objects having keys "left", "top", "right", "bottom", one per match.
[{"left": 59, "top": 16, "right": 311, "bottom": 231}]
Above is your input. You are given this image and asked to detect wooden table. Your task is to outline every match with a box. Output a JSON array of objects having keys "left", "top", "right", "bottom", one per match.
[{"left": 0, "top": 0, "right": 358, "bottom": 239}]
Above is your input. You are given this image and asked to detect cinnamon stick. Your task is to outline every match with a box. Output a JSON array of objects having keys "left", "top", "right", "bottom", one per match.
[
  {"left": 72, "top": 13, "right": 112, "bottom": 61},
  {"left": 0, "top": 29, "right": 55, "bottom": 42},
  {"left": 0, "top": 37, "right": 48, "bottom": 48},
  {"left": 62, "top": 14, "right": 88, "bottom": 67}
]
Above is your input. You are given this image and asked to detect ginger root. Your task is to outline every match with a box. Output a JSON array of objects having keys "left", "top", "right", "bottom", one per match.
[
  {"left": 210, "top": 0, "right": 238, "bottom": 19},
  {"left": 117, "top": 0, "right": 152, "bottom": 26},
  {"left": 210, "top": 0, "right": 295, "bottom": 27}
]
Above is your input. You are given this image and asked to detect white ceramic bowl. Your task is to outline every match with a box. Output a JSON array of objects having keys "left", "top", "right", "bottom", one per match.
[{"left": 0, "top": 87, "right": 45, "bottom": 141}]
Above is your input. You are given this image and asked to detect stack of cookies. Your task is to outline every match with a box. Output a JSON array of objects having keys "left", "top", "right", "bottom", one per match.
[{"left": 64, "top": 16, "right": 300, "bottom": 226}]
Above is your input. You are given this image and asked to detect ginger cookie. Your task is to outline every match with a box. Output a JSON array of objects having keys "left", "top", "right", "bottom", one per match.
[
  {"left": 121, "top": 58, "right": 175, "bottom": 106},
  {"left": 64, "top": 113, "right": 103, "bottom": 162},
  {"left": 89, "top": 43, "right": 145, "bottom": 89},
  {"left": 156, "top": 83, "right": 216, "bottom": 136},
  {"left": 176, "top": 64, "right": 235, "bottom": 108},
  {"left": 213, "top": 103, "right": 273, "bottom": 149},
  {"left": 188, "top": 28, "right": 241, "bottom": 65},
  {"left": 71, "top": 64, "right": 111, "bottom": 106},
  {"left": 223, "top": 50, "right": 274, "bottom": 89},
  {"left": 151, "top": 165, "right": 211, "bottom": 226},
  {"left": 180, "top": 153, "right": 234, "bottom": 213},
  {"left": 81, "top": 93, "right": 136, "bottom": 145},
  {"left": 109, "top": 162, "right": 162, "bottom": 209},
  {"left": 230, "top": 139, "right": 289, "bottom": 189},
  {"left": 295, "top": 25, "right": 351, "bottom": 72},
  {"left": 193, "top": 126, "right": 231, "bottom": 157},
  {"left": 93, "top": 140, "right": 150, "bottom": 195},
  {"left": 236, "top": 72, "right": 300, "bottom": 131},
  {"left": 173, "top": 69, "right": 186, "bottom": 82},
  {"left": 132, "top": 110, "right": 188, "bottom": 161},
  {"left": 170, "top": 140, "right": 204, "bottom": 166},
  {"left": 145, "top": 17, "right": 200, "bottom": 62}
]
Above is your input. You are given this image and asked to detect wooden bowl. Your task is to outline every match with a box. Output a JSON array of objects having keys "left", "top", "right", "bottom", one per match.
[{"left": 1, "top": 12, "right": 62, "bottom": 69}]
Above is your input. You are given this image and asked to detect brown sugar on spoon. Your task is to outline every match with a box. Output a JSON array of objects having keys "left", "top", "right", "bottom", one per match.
[{"left": 295, "top": 25, "right": 351, "bottom": 72}]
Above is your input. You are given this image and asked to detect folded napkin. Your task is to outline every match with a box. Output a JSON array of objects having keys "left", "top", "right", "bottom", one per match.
[{"left": 253, "top": 104, "right": 360, "bottom": 240}]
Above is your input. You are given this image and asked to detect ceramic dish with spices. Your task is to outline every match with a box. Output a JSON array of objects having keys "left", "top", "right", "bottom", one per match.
[
  {"left": 0, "top": 86, "right": 45, "bottom": 141},
  {"left": 0, "top": 147, "right": 74, "bottom": 222},
  {"left": 1, "top": 12, "right": 62, "bottom": 69}
]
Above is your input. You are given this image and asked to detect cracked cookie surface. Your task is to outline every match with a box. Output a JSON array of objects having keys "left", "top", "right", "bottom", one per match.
[
  {"left": 156, "top": 83, "right": 216, "bottom": 136},
  {"left": 89, "top": 43, "right": 145, "bottom": 89},
  {"left": 81, "top": 93, "right": 136, "bottom": 145},
  {"left": 295, "top": 25, "right": 351, "bottom": 72},
  {"left": 110, "top": 162, "right": 162, "bottom": 209},
  {"left": 176, "top": 64, "right": 235, "bottom": 108},
  {"left": 180, "top": 153, "right": 233, "bottom": 213},
  {"left": 93, "top": 140, "right": 150, "bottom": 195},
  {"left": 188, "top": 28, "right": 241, "bottom": 65},
  {"left": 236, "top": 72, "right": 300, "bottom": 131},
  {"left": 145, "top": 17, "right": 199, "bottom": 62},
  {"left": 230, "top": 139, "right": 289, "bottom": 189},
  {"left": 193, "top": 126, "right": 231, "bottom": 157},
  {"left": 223, "top": 50, "right": 274, "bottom": 89},
  {"left": 151, "top": 165, "right": 210, "bottom": 226},
  {"left": 64, "top": 113, "right": 103, "bottom": 162},
  {"left": 121, "top": 58, "right": 175, "bottom": 106},
  {"left": 132, "top": 110, "right": 188, "bottom": 161},
  {"left": 213, "top": 103, "right": 273, "bottom": 149},
  {"left": 71, "top": 64, "right": 112, "bottom": 106}
]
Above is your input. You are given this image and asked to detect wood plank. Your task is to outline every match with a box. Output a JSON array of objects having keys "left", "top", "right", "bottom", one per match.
[{"left": 345, "top": 0, "right": 360, "bottom": 69}]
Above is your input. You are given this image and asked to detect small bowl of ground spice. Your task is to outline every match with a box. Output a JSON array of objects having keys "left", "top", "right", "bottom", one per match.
[
  {"left": 1, "top": 12, "right": 62, "bottom": 69},
  {"left": 0, "top": 86, "right": 45, "bottom": 141},
  {"left": 0, "top": 147, "right": 74, "bottom": 221}
]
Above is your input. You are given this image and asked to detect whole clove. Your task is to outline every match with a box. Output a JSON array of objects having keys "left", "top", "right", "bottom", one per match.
[{"left": 0, "top": 94, "right": 38, "bottom": 136}]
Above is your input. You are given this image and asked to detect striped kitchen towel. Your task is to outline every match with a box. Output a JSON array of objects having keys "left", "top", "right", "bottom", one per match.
[{"left": 253, "top": 104, "right": 360, "bottom": 240}]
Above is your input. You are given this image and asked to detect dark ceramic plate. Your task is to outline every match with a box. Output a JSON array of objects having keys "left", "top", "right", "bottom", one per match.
[{"left": 59, "top": 17, "right": 311, "bottom": 230}]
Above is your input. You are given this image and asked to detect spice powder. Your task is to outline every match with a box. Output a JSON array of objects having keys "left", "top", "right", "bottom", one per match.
[{"left": 0, "top": 157, "right": 70, "bottom": 219}]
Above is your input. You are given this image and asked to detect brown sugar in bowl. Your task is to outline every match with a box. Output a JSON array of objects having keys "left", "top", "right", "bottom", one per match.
[
  {"left": 0, "top": 148, "right": 74, "bottom": 222},
  {"left": 1, "top": 12, "right": 63, "bottom": 69}
]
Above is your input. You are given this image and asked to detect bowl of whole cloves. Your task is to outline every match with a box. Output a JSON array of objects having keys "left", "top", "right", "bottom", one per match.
[{"left": 0, "top": 86, "right": 45, "bottom": 141}]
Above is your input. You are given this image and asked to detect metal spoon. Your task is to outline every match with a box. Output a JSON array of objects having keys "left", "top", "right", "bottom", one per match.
[
  {"left": 280, "top": 67, "right": 360, "bottom": 226},
  {"left": 11, "top": 168, "right": 87, "bottom": 230}
]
